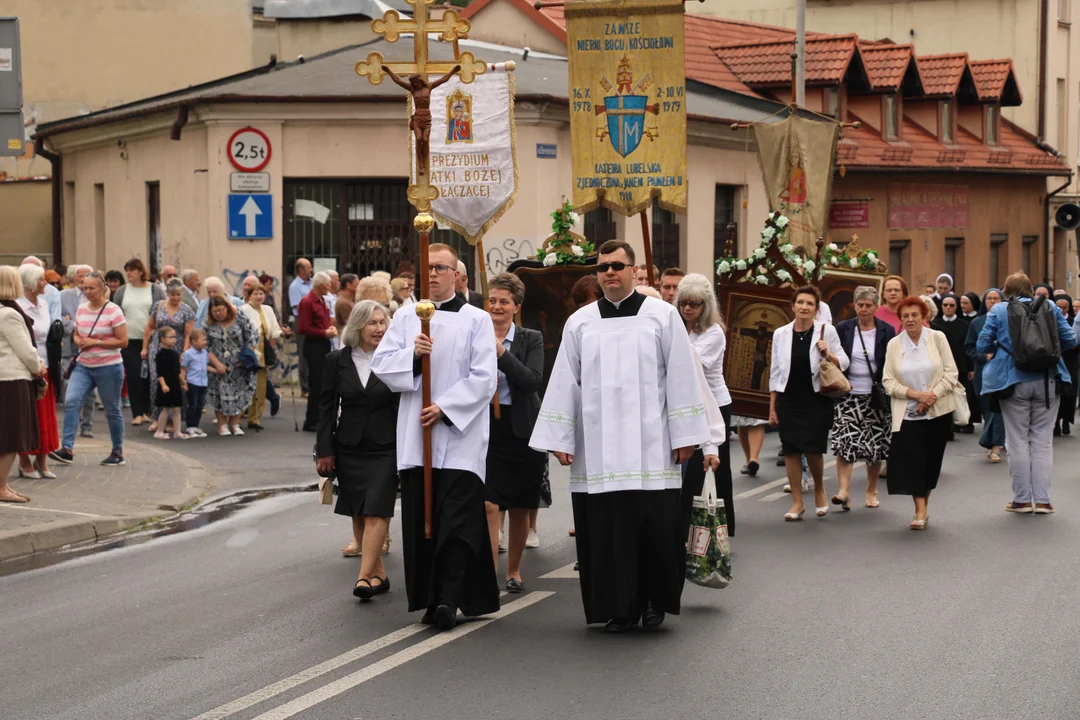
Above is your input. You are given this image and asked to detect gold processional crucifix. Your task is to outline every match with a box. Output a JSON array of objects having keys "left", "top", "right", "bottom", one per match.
[{"left": 354, "top": 0, "right": 489, "bottom": 538}]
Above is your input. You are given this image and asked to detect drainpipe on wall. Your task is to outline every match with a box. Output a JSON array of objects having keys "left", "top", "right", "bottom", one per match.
[
  {"left": 1045, "top": 173, "right": 1073, "bottom": 284},
  {"left": 170, "top": 104, "right": 190, "bottom": 141},
  {"left": 33, "top": 138, "right": 62, "bottom": 266},
  {"left": 1038, "top": 0, "right": 1048, "bottom": 143}
]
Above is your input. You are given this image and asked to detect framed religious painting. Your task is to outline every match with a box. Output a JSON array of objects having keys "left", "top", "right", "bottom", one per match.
[
  {"left": 817, "top": 269, "right": 885, "bottom": 325},
  {"left": 721, "top": 284, "right": 796, "bottom": 419}
]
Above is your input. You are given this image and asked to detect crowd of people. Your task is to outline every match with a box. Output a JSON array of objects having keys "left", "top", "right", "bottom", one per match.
[{"left": 3, "top": 248, "right": 1078, "bottom": 636}]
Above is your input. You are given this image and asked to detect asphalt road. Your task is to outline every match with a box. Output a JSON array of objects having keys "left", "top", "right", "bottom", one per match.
[{"left": 4, "top": 428, "right": 1080, "bottom": 720}]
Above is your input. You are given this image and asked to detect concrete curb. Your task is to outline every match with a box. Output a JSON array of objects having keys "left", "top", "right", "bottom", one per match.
[
  {"left": 0, "top": 447, "right": 215, "bottom": 564},
  {"left": 0, "top": 513, "right": 162, "bottom": 563}
]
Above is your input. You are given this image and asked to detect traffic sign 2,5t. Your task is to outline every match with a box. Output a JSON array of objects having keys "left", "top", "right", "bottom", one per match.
[{"left": 228, "top": 194, "right": 273, "bottom": 240}]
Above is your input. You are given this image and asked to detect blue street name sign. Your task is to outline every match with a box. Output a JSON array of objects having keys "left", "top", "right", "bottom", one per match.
[
  {"left": 536, "top": 143, "right": 557, "bottom": 159},
  {"left": 228, "top": 194, "right": 273, "bottom": 239}
]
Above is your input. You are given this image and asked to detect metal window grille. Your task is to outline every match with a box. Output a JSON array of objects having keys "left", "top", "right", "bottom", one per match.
[
  {"left": 713, "top": 185, "right": 738, "bottom": 263},
  {"left": 651, "top": 198, "right": 680, "bottom": 272}
]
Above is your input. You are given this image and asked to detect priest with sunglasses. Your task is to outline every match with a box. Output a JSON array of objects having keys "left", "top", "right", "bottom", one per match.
[{"left": 530, "top": 240, "right": 711, "bottom": 633}]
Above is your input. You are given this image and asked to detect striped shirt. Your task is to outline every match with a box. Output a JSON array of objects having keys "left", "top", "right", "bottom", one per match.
[{"left": 76, "top": 301, "right": 126, "bottom": 367}]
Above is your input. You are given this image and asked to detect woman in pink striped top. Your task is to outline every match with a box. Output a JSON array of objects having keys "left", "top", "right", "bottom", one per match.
[{"left": 51, "top": 272, "right": 130, "bottom": 467}]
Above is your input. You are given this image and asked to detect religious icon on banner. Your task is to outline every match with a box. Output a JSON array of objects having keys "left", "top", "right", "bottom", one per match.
[
  {"left": 446, "top": 89, "right": 474, "bottom": 144},
  {"left": 721, "top": 287, "right": 796, "bottom": 418},
  {"left": 752, "top": 114, "right": 839, "bottom": 252},
  {"left": 415, "top": 68, "right": 518, "bottom": 243},
  {"left": 566, "top": 0, "right": 687, "bottom": 216}
]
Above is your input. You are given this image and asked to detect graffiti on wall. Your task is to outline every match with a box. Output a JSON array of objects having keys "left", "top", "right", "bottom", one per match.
[
  {"left": 220, "top": 267, "right": 301, "bottom": 385},
  {"left": 484, "top": 237, "right": 537, "bottom": 276}
]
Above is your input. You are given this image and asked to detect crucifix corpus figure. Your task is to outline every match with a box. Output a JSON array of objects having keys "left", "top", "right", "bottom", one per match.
[{"left": 385, "top": 65, "right": 461, "bottom": 176}]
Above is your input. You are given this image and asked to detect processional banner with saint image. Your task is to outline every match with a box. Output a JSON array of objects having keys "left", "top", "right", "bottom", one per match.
[
  {"left": 411, "top": 70, "right": 519, "bottom": 243},
  {"left": 566, "top": 0, "right": 687, "bottom": 215},
  {"left": 753, "top": 114, "right": 839, "bottom": 252}
]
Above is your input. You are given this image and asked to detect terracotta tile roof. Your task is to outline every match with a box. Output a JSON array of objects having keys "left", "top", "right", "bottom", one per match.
[
  {"left": 712, "top": 34, "right": 858, "bottom": 87},
  {"left": 917, "top": 53, "right": 969, "bottom": 95},
  {"left": 463, "top": 0, "right": 567, "bottom": 42},
  {"left": 838, "top": 111, "right": 1067, "bottom": 174},
  {"left": 969, "top": 59, "right": 1019, "bottom": 102},
  {"left": 859, "top": 43, "right": 915, "bottom": 90}
]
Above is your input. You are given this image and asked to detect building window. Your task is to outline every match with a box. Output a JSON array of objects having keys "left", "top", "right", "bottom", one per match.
[
  {"left": 945, "top": 238, "right": 963, "bottom": 289},
  {"left": 889, "top": 240, "right": 909, "bottom": 280},
  {"left": 583, "top": 206, "right": 616, "bottom": 247},
  {"left": 990, "top": 234, "right": 1008, "bottom": 287},
  {"left": 713, "top": 184, "right": 739, "bottom": 265},
  {"left": 941, "top": 100, "right": 955, "bottom": 144},
  {"left": 825, "top": 87, "right": 841, "bottom": 118},
  {"left": 985, "top": 105, "right": 1000, "bottom": 145},
  {"left": 651, "top": 198, "right": 680, "bottom": 273},
  {"left": 884, "top": 93, "right": 900, "bottom": 140},
  {"left": 146, "top": 182, "right": 161, "bottom": 277},
  {"left": 1022, "top": 235, "right": 1038, "bottom": 276}
]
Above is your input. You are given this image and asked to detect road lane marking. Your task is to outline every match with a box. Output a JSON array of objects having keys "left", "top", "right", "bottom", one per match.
[
  {"left": 735, "top": 459, "right": 844, "bottom": 501},
  {"left": 193, "top": 591, "right": 513, "bottom": 720},
  {"left": 249, "top": 591, "right": 555, "bottom": 720},
  {"left": 191, "top": 624, "right": 429, "bottom": 720},
  {"left": 540, "top": 562, "right": 579, "bottom": 579},
  {"left": 760, "top": 492, "right": 788, "bottom": 502}
]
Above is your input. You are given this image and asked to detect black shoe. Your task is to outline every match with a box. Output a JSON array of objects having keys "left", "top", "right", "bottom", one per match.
[
  {"left": 961, "top": 425, "right": 975, "bottom": 434},
  {"left": 100, "top": 452, "right": 126, "bottom": 467},
  {"left": 604, "top": 617, "right": 634, "bottom": 634},
  {"left": 776, "top": 457, "right": 786, "bottom": 467},
  {"left": 270, "top": 396, "right": 281, "bottom": 417},
  {"left": 1054, "top": 425, "right": 1062, "bottom": 437},
  {"left": 302, "top": 423, "right": 317, "bottom": 432},
  {"left": 641, "top": 603, "right": 665, "bottom": 629},
  {"left": 421, "top": 607, "right": 436, "bottom": 625},
  {"left": 50, "top": 448, "right": 74, "bottom": 465},
  {"left": 1065, "top": 423, "right": 1072, "bottom": 436},
  {"left": 506, "top": 578, "right": 524, "bottom": 593},
  {"left": 433, "top": 603, "right": 457, "bottom": 631},
  {"left": 353, "top": 578, "right": 374, "bottom": 600},
  {"left": 573, "top": 561, "right": 579, "bottom": 572},
  {"left": 371, "top": 576, "right": 390, "bottom": 595},
  {"left": 747, "top": 460, "right": 759, "bottom": 477},
  {"left": 249, "top": 423, "right": 264, "bottom": 432}
]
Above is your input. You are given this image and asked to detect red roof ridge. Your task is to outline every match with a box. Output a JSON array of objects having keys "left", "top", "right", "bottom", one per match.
[
  {"left": 970, "top": 58, "right": 1013, "bottom": 65},
  {"left": 711, "top": 32, "right": 857, "bottom": 51},
  {"left": 917, "top": 52, "right": 969, "bottom": 61}
]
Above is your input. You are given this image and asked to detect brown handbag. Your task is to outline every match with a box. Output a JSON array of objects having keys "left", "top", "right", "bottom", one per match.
[{"left": 818, "top": 326, "right": 852, "bottom": 397}]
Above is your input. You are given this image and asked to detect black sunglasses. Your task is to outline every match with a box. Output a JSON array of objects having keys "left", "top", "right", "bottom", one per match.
[
  {"left": 678, "top": 300, "right": 705, "bottom": 309},
  {"left": 596, "top": 262, "right": 628, "bottom": 274}
]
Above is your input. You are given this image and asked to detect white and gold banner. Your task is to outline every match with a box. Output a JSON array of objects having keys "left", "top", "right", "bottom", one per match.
[{"left": 413, "top": 70, "right": 518, "bottom": 243}]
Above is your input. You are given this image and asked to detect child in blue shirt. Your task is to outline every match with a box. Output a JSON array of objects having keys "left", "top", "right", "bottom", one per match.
[{"left": 181, "top": 329, "right": 213, "bottom": 438}]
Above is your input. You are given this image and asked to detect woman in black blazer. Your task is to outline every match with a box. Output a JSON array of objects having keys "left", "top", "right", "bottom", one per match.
[
  {"left": 831, "top": 286, "right": 896, "bottom": 510},
  {"left": 484, "top": 273, "right": 545, "bottom": 594},
  {"left": 316, "top": 300, "right": 400, "bottom": 601}
]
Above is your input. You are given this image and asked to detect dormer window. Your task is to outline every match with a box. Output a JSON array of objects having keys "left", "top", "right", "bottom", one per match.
[
  {"left": 985, "top": 104, "right": 1000, "bottom": 145},
  {"left": 825, "top": 87, "right": 841, "bottom": 118},
  {"left": 941, "top": 100, "right": 955, "bottom": 144},
  {"left": 883, "top": 93, "right": 900, "bottom": 141}
]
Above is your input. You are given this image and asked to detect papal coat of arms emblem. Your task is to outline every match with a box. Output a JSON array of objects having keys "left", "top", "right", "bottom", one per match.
[
  {"left": 446, "top": 89, "right": 473, "bottom": 144},
  {"left": 595, "top": 56, "right": 659, "bottom": 157}
]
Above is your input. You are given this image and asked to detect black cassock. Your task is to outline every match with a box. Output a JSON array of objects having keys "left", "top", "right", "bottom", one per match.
[
  {"left": 571, "top": 291, "right": 687, "bottom": 624},
  {"left": 399, "top": 294, "right": 500, "bottom": 617}
]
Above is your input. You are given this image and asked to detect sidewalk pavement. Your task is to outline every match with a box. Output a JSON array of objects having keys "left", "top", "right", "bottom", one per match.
[{"left": 0, "top": 436, "right": 212, "bottom": 562}]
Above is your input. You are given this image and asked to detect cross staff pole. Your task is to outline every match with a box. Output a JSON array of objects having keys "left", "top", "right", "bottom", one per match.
[
  {"left": 355, "top": 0, "right": 490, "bottom": 538},
  {"left": 639, "top": 211, "right": 656, "bottom": 287}
]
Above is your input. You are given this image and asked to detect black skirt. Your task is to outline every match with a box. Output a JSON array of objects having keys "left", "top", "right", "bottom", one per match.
[
  {"left": 334, "top": 438, "right": 398, "bottom": 518},
  {"left": 0, "top": 379, "right": 38, "bottom": 454},
  {"left": 484, "top": 405, "right": 545, "bottom": 509},
  {"left": 886, "top": 414, "right": 952, "bottom": 497},
  {"left": 572, "top": 489, "right": 685, "bottom": 624},
  {"left": 777, "top": 388, "right": 834, "bottom": 456}
]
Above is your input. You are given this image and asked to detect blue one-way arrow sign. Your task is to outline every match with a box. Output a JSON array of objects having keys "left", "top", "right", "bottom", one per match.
[{"left": 228, "top": 194, "right": 273, "bottom": 239}]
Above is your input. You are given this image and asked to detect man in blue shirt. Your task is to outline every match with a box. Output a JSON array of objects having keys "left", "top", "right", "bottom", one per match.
[
  {"left": 288, "top": 258, "right": 313, "bottom": 395},
  {"left": 195, "top": 277, "right": 244, "bottom": 327}
]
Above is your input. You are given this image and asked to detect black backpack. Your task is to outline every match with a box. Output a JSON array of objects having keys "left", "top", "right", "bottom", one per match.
[{"left": 1006, "top": 296, "right": 1061, "bottom": 372}]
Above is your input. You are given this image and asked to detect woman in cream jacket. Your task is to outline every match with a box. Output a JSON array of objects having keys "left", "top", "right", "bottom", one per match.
[
  {"left": 240, "top": 285, "right": 283, "bottom": 431},
  {"left": 883, "top": 295, "right": 958, "bottom": 530}
]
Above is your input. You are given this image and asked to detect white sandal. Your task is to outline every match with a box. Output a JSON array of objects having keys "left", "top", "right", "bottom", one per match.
[{"left": 816, "top": 506, "right": 829, "bottom": 518}]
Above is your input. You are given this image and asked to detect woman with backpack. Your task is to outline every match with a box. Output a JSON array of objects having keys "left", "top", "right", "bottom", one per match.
[{"left": 977, "top": 272, "right": 1077, "bottom": 515}]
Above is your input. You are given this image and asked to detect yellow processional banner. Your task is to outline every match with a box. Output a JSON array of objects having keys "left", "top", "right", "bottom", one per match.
[{"left": 566, "top": 0, "right": 687, "bottom": 216}]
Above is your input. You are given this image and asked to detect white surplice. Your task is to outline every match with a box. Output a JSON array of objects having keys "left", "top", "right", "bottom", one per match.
[
  {"left": 371, "top": 301, "right": 497, "bottom": 481},
  {"left": 530, "top": 295, "right": 712, "bottom": 493}
]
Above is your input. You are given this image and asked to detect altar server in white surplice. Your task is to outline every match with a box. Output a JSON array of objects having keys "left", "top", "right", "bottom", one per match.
[
  {"left": 371, "top": 243, "right": 500, "bottom": 632},
  {"left": 530, "top": 240, "right": 711, "bottom": 633}
]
